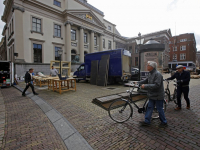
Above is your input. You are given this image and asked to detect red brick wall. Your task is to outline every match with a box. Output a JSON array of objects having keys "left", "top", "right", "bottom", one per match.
[{"left": 169, "top": 33, "right": 196, "bottom": 63}]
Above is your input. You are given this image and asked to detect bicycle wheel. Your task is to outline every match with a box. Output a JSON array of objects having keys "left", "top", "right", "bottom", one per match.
[
  {"left": 173, "top": 89, "right": 178, "bottom": 104},
  {"left": 108, "top": 99, "right": 133, "bottom": 123}
]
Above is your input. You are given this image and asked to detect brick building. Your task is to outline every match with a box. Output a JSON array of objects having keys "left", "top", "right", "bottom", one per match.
[
  {"left": 116, "top": 29, "right": 172, "bottom": 71},
  {"left": 197, "top": 51, "right": 200, "bottom": 68},
  {"left": 168, "top": 33, "right": 196, "bottom": 70}
]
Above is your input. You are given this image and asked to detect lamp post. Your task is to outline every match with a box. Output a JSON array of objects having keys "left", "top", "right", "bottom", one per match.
[
  {"left": 58, "top": 49, "right": 63, "bottom": 76},
  {"left": 135, "top": 32, "right": 144, "bottom": 81}
]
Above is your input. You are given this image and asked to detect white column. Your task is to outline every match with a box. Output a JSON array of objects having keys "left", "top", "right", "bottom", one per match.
[
  {"left": 90, "top": 31, "right": 94, "bottom": 53},
  {"left": 65, "top": 22, "right": 71, "bottom": 61},
  {"left": 14, "top": 9, "right": 24, "bottom": 60},
  {"left": 99, "top": 34, "right": 103, "bottom": 51},
  {"left": 79, "top": 27, "right": 84, "bottom": 63}
]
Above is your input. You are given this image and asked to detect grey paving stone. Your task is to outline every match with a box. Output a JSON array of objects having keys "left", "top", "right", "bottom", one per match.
[
  {"left": 46, "top": 109, "right": 62, "bottom": 123},
  {"left": 31, "top": 95, "right": 40, "bottom": 101},
  {"left": 64, "top": 133, "right": 93, "bottom": 150},
  {"left": 34, "top": 99, "right": 45, "bottom": 105},
  {"left": 27, "top": 93, "right": 34, "bottom": 98},
  {"left": 53, "top": 118, "right": 75, "bottom": 140},
  {"left": 39, "top": 103, "right": 52, "bottom": 113}
]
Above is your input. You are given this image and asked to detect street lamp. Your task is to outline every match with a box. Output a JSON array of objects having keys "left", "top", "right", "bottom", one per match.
[
  {"left": 58, "top": 49, "right": 63, "bottom": 76},
  {"left": 135, "top": 32, "right": 144, "bottom": 81}
]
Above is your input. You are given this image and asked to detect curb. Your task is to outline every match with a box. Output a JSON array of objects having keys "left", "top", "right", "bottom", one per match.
[{"left": 13, "top": 85, "right": 93, "bottom": 150}]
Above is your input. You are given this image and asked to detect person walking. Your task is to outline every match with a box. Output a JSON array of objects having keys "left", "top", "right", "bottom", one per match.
[
  {"left": 166, "top": 65, "right": 190, "bottom": 110},
  {"left": 22, "top": 68, "right": 38, "bottom": 96},
  {"left": 137, "top": 61, "right": 167, "bottom": 127},
  {"left": 50, "top": 66, "right": 58, "bottom": 77}
]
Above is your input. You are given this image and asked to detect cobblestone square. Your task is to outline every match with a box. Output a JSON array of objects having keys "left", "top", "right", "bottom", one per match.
[{"left": 0, "top": 79, "right": 200, "bottom": 149}]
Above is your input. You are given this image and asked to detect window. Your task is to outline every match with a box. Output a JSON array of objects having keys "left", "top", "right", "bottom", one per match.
[
  {"left": 173, "top": 54, "right": 177, "bottom": 60},
  {"left": 169, "top": 41, "right": 171, "bottom": 44},
  {"left": 33, "top": 44, "right": 42, "bottom": 63},
  {"left": 84, "top": 51, "right": 88, "bottom": 55},
  {"left": 71, "top": 50, "right": 79, "bottom": 63},
  {"left": 32, "top": 17, "right": 41, "bottom": 32},
  {"left": 108, "top": 26, "right": 111, "bottom": 30},
  {"left": 169, "top": 48, "right": 170, "bottom": 52},
  {"left": 173, "top": 46, "right": 177, "bottom": 51},
  {"left": 84, "top": 33, "right": 87, "bottom": 43},
  {"left": 135, "top": 57, "right": 138, "bottom": 66},
  {"left": 55, "top": 47, "right": 61, "bottom": 60},
  {"left": 8, "top": 27, "right": 9, "bottom": 36},
  {"left": 10, "top": 24, "right": 11, "bottom": 35},
  {"left": 108, "top": 41, "right": 111, "bottom": 49},
  {"left": 94, "top": 36, "right": 97, "bottom": 46},
  {"left": 129, "top": 46, "right": 132, "bottom": 51},
  {"left": 54, "top": 0, "right": 61, "bottom": 7},
  {"left": 79, "top": 65, "right": 84, "bottom": 70},
  {"left": 54, "top": 24, "right": 61, "bottom": 37},
  {"left": 180, "top": 53, "right": 186, "bottom": 60},
  {"left": 71, "top": 29, "right": 76, "bottom": 41},
  {"left": 180, "top": 39, "right": 187, "bottom": 42},
  {"left": 180, "top": 45, "right": 186, "bottom": 51},
  {"left": 135, "top": 47, "right": 138, "bottom": 53},
  {"left": 103, "top": 39, "right": 105, "bottom": 48}
]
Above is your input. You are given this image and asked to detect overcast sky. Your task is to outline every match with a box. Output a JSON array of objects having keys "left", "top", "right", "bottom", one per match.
[{"left": 0, "top": 0, "right": 200, "bottom": 50}]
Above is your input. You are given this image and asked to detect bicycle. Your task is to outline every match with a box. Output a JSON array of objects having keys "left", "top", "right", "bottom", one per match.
[
  {"left": 164, "top": 79, "right": 178, "bottom": 105},
  {"left": 108, "top": 84, "right": 167, "bottom": 123}
]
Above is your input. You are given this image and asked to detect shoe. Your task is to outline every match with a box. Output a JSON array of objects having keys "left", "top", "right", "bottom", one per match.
[
  {"left": 139, "top": 121, "right": 150, "bottom": 126},
  {"left": 186, "top": 105, "right": 190, "bottom": 109},
  {"left": 22, "top": 93, "right": 26, "bottom": 96},
  {"left": 174, "top": 107, "right": 181, "bottom": 110},
  {"left": 34, "top": 93, "right": 39, "bottom": 95},
  {"left": 159, "top": 123, "right": 168, "bottom": 128}
]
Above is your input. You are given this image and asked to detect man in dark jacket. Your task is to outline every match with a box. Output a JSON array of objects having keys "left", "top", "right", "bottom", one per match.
[
  {"left": 137, "top": 61, "right": 167, "bottom": 127},
  {"left": 22, "top": 68, "right": 38, "bottom": 96},
  {"left": 166, "top": 65, "right": 190, "bottom": 110}
]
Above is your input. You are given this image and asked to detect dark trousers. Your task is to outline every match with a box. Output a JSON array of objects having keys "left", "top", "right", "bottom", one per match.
[
  {"left": 177, "top": 86, "right": 190, "bottom": 107},
  {"left": 22, "top": 83, "right": 36, "bottom": 94}
]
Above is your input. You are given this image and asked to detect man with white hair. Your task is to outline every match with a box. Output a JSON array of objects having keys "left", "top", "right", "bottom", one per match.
[
  {"left": 166, "top": 65, "right": 190, "bottom": 110},
  {"left": 137, "top": 61, "right": 167, "bottom": 127}
]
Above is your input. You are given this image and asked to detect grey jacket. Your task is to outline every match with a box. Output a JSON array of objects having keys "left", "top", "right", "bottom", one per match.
[{"left": 138, "top": 68, "right": 164, "bottom": 100}]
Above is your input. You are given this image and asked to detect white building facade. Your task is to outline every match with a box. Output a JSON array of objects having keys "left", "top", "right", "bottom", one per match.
[{"left": 1, "top": 0, "right": 171, "bottom": 76}]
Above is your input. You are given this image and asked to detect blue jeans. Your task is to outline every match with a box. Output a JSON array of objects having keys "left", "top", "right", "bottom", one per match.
[{"left": 145, "top": 99, "right": 167, "bottom": 124}]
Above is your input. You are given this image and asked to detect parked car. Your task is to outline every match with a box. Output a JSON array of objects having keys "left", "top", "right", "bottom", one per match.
[{"left": 131, "top": 68, "right": 139, "bottom": 75}]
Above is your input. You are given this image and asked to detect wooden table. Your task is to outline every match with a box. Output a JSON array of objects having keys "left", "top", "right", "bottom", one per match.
[
  {"left": 33, "top": 76, "right": 51, "bottom": 87},
  {"left": 47, "top": 77, "right": 59, "bottom": 90},
  {"left": 48, "top": 78, "right": 76, "bottom": 94}
]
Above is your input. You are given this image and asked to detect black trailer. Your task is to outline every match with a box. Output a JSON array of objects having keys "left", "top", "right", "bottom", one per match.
[{"left": 0, "top": 61, "right": 14, "bottom": 87}]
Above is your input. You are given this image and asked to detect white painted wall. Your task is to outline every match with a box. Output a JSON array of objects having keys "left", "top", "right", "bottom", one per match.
[{"left": 23, "top": 11, "right": 65, "bottom": 63}]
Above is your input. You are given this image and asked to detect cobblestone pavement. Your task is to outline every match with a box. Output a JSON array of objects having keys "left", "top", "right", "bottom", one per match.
[
  {"left": 0, "top": 87, "right": 67, "bottom": 150},
  {"left": 0, "top": 90, "right": 5, "bottom": 149},
  {"left": 14, "top": 79, "right": 200, "bottom": 149}
]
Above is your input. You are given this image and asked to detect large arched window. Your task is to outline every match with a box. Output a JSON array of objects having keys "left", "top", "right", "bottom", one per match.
[
  {"left": 84, "top": 51, "right": 88, "bottom": 56},
  {"left": 71, "top": 49, "right": 79, "bottom": 63},
  {"left": 84, "top": 51, "right": 88, "bottom": 62}
]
